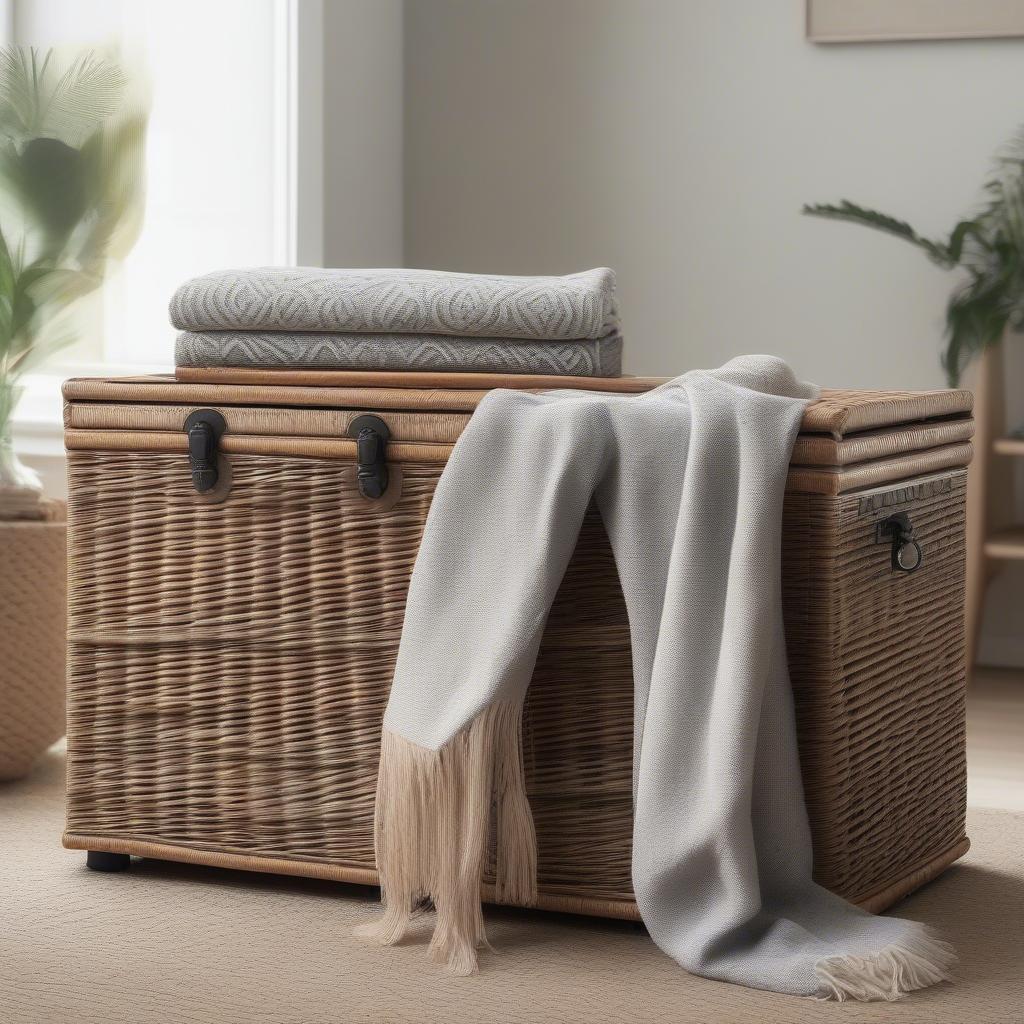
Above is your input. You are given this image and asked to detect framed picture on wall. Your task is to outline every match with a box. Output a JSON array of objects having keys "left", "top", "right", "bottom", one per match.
[{"left": 808, "top": 0, "right": 1024, "bottom": 43}]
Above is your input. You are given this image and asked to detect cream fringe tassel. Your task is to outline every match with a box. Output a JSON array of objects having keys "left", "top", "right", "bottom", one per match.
[
  {"left": 355, "top": 700, "right": 538, "bottom": 975},
  {"left": 815, "top": 929, "right": 957, "bottom": 1001}
]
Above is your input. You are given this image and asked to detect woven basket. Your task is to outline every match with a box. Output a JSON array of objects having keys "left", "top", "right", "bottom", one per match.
[
  {"left": 0, "top": 501, "right": 67, "bottom": 781},
  {"left": 61, "top": 374, "right": 972, "bottom": 918}
]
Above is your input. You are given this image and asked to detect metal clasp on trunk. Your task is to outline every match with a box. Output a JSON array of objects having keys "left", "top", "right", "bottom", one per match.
[
  {"left": 348, "top": 415, "right": 391, "bottom": 500},
  {"left": 183, "top": 409, "right": 227, "bottom": 493},
  {"left": 878, "top": 512, "right": 923, "bottom": 574}
]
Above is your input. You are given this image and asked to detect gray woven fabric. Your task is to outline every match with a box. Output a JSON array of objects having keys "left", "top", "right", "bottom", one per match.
[
  {"left": 175, "top": 329, "right": 623, "bottom": 377},
  {"left": 379, "top": 355, "right": 955, "bottom": 999},
  {"left": 170, "top": 267, "right": 618, "bottom": 340}
]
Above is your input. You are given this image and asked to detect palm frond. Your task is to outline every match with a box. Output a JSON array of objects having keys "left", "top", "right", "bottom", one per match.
[
  {"left": 943, "top": 271, "right": 1012, "bottom": 385},
  {"left": 41, "top": 52, "right": 125, "bottom": 147},
  {"left": 806, "top": 126, "right": 1024, "bottom": 384},
  {"left": 0, "top": 46, "right": 124, "bottom": 147},
  {"left": 989, "top": 125, "right": 1024, "bottom": 177},
  {"left": 802, "top": 200, "right": 956, "bottom": 268},
  {"left": 78, "top": 112, "right": 148, "bottom": 265},
  {"left": 0, "top": 48, "right": 41, "bottom": 139}
]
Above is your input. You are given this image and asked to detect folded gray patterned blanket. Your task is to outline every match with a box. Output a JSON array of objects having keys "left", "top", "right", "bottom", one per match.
[
  {"left": 170, "top": 267, "right": 618, "bottom": 340},
  {"left": 174, "top": 329, "right": 623, "bottom": 377}
]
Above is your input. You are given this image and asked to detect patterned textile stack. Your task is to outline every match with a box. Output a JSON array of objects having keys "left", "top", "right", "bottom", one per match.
[{"left": 170, "top": 267, "right": 623, "bottom": 377}]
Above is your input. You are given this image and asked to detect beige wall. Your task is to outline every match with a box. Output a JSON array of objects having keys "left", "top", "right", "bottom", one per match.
[
  {"left": 323, "top": 0, "right": 404, "bottom": 267},
  {"left": 403, "top": 0, "right": 1024, "bottom": 389}
]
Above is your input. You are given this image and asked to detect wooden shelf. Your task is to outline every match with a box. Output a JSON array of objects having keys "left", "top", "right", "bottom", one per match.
[
  {"left": 993, "top": 437, "right": 1024, "bottom": 456},
  {"left": 984, "top": 527, "right": 1024, "bottom": 560}
]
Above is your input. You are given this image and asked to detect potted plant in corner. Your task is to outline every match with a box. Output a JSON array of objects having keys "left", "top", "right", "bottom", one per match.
[
  {"left": 804, "top": 128, "right": 1024, "bottom": 672},
  {"left": 0, "top": 47, "right": 146, "bottom": 780},
  {"left": 803, "top": 128, "right": 1024, "bottom": 387}
]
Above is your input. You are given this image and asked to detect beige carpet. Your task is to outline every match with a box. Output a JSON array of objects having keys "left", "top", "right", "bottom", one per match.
[{"left": 2, "top": 748, "right": 1022, "bottom": 1024}]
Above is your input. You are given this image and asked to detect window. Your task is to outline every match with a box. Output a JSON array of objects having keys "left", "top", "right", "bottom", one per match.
[{"left": 10, "top": 0, "right": 322, "bottom": 485}]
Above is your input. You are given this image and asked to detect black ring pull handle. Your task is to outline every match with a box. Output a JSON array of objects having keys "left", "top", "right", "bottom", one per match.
[
  {"left": 878, "top": 512, "right": 923, "bottom": 574},
  {"left": 183, "top": 409, "right": 227, "bottom": 493},
  {"left": 349, "top": 415, "right": 390, "bottom": 500}
]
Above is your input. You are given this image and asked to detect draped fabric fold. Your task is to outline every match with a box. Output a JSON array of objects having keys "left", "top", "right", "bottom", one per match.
[{"left": 359, "top": 355, "right": 955, "bottom": 1001}]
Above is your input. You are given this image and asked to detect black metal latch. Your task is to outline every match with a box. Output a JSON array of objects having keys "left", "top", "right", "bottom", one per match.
[
  {"left": 878, "top": 512, "right": 923, "bottom": 574},
  {"left": 183, "top": 409, "right": 227, "bottom": 493},
  {"left": 348, "top": 415, "right": 391, "bottom": 500}
]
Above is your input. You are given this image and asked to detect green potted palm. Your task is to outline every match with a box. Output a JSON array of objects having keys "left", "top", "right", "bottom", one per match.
[
  {"left": 0, "top": 46, "right": 145, "bottom": 781},
  {"left": 0, "top": 46, "right": 146, "bottom": 518},
  {"left": 803, "top": 128, "right": 1024, "bottom": 387}
]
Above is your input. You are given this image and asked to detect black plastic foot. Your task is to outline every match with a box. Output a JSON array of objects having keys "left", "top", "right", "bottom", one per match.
[{"left": 86, "top": 850, "right": 131, "bottom": 872}]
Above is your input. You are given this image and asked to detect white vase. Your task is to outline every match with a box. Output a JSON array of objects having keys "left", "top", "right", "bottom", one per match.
[{"left": 0, "top": 383, "right": 45, "bottom": 521}]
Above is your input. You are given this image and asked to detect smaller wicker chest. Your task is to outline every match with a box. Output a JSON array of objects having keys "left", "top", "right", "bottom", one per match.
[{"left": 62, "top": 371, "right": 973, "bottom": 919}]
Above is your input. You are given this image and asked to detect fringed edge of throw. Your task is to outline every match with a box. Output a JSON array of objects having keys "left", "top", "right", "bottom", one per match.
[
  {"left": 355, "top": 700, "right": 538, "bottom": 976},
  {"left": 814, "top": 927, "right": 957, "bottom": 1002}
]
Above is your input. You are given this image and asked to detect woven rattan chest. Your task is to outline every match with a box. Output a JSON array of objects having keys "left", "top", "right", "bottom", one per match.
[{"left": 62, "top": 370, "right": 973, "bottom": 918}]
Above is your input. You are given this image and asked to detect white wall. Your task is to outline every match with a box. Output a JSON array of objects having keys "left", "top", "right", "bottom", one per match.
[{"left": 403, "top": 0, "right": 1024, "bottom": 388}]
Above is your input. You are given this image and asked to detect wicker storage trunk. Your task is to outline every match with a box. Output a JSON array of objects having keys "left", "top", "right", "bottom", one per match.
[{"left": 62, "top": 372, "right": 973, "bottom": 919}]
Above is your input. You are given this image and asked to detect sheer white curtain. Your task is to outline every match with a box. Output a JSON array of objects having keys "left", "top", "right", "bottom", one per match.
[
  {"left": 9, "top": 0, "right": 317, "bottom": 493},
  {"left": 13, "top": 0, "right": 293, "bottom": 371}
]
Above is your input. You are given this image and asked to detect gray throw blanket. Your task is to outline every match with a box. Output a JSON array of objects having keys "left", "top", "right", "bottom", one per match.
[
  {"left": 174, "top": 329, "right": 623, "bottom": 377},
  {"left": 358, "top": 355, "right": 954, "bottom": 1001},
  {"left": 170, "top": 266, "right": 618, "bottom": 339}
]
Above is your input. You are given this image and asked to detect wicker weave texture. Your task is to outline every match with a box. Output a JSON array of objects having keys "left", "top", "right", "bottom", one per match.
[
  {"left": 1, "top": 511, "right": 67, "bottom": 780},
  {"left": 782, "top": 470, "right": 968, "bottom": 901},
  {"left": 64, "top": 448, "right": 968, "bottom": 916}
]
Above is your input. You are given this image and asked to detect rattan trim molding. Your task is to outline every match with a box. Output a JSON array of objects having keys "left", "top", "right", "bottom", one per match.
[
  {"left": 64, "top": 428, "right": 974, "bottom": 493},
  {"left": 64, "top": 401, "right": 473, "bottom": 444},
  {"left": 173, "top": 366, "right": 666, "bottom": 392},
  {"left": 68, "top": 401, "right": 976, "bottom": 471},
  {"left": 64, "top": 429, "right": 455, "bottom": 465},
  {"left": 786, "top": 442, "right": 973, "bottom": 495},
  {"left": 790, "top": 418, "right": 975, "bottom": 468},
  {"left": 65, "top": 377, "right": 975, "bottom": 441},
  {"left": 61, "top": 833, "right": 970, "bottom": 919},
  {"left": 61, "top": 834, "right": 642, "bottom": 921},
  {"left": 63, "top": 377, "right": 497, "bottom": 413},
  {"left": 800, "top": 389, "right": 974, "bottom": 437}
]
